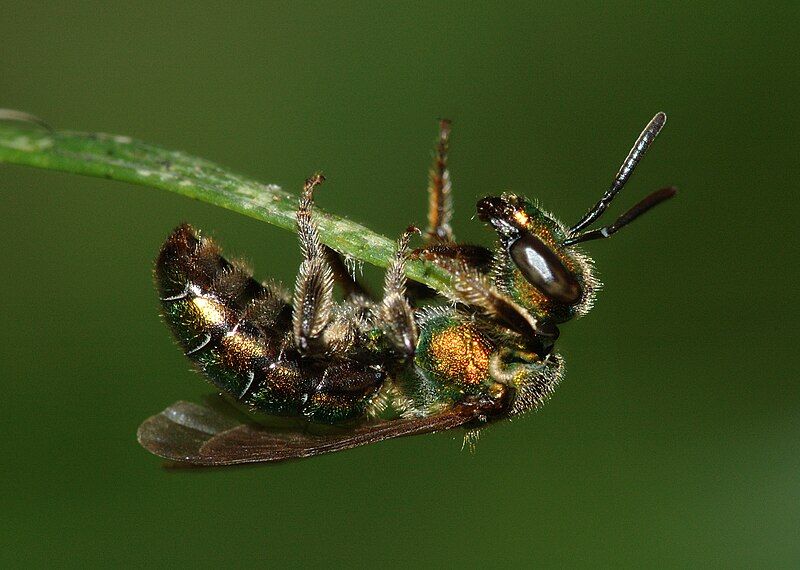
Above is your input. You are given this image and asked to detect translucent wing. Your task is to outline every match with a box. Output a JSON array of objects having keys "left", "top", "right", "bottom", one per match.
[{"left": 137, "top": 400, "right": 481, "bottom": 466}]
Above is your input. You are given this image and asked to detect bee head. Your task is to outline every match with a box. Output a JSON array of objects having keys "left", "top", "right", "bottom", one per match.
[
  {"left": 477, "top": 174, "right": 676, "bottom": 324},
  {"left": 477, "top": 193, "right": 594, "bottom": 324}
]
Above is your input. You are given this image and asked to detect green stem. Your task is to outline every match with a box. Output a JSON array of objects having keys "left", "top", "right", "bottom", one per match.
[{"left": 0, "top": 121, "right": 452, "bottom": 291}]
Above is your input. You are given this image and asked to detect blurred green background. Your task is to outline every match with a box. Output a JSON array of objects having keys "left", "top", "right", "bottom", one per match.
[{"left": 1, "top": 2, "right": 797, "bottom": 567}]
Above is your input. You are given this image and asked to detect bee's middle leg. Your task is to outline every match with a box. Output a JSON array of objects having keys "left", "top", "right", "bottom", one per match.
[{"left": 378, "top": 226, "right": 420, "bottom": 357}]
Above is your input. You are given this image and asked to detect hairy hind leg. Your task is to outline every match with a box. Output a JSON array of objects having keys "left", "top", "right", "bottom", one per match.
[
  {"left": 292, "top": 174, "right": 371, "bottom": 357},
  {"left": 292, "top": 174, "right": 335, "bottom": 354}
]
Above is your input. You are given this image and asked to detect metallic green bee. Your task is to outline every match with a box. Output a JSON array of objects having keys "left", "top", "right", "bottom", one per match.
[{"left": 138, "top": 113, "right": 675, "bottom": 465}]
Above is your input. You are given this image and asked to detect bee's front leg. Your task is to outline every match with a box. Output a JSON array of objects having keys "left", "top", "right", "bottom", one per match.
[{"left": 488, "top": 349, "right": 564, "bottom": 417}]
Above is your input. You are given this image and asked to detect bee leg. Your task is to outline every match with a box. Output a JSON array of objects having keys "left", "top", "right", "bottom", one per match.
[
  {"left": 407, "top": 120, "right": 497, "bottom": 301},
  {"left": 411, "top": 243, "right": 494, "bottom": 273},
  {"left": 424, "top": 119, "right": 454, "bottom": 243},
  {"left": 405, "top": 242, "right": 494, "bottom": 302},
  {"left": 451, "top": 263, "right": 559, "bottom": 355},
  {"left": 489, "top": 352, "right": 564, "bottom": 417},
  {"left": 292, "top": 174, "right": 335, "bottom": 354},
  {"left": 378, "top": 226, "right": 421, "bottom": 357}
]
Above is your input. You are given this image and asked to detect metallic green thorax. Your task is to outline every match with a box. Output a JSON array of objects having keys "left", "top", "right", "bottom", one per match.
[{"left": 413, "top": 312, "right": 495, "bottom": 409}]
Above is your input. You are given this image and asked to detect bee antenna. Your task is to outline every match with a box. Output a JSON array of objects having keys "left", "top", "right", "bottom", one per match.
[
  {"left": 563, "top": 186, "right": 677, "bottom": 246},
  {"left": 568, "top": 112, "right": 666, "bottom": 235}
]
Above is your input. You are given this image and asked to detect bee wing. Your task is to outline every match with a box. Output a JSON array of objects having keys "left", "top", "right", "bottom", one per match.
[{"left": 137, "top": 400, "right": 479, "bottom": 466}]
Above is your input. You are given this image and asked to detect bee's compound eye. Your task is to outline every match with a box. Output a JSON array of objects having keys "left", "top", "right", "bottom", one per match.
[{"left": 509, "top": 233, "right": 583, "bottom": 305}]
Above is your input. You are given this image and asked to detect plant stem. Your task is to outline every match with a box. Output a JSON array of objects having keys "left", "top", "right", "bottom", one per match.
[{"left": 0, "top": 122, "right": 452, "bottom": 291}]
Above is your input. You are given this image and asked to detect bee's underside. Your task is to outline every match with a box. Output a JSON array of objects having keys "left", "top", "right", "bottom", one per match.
[{"left": 139, "top": 114, "right": 675, "bottom": 465}]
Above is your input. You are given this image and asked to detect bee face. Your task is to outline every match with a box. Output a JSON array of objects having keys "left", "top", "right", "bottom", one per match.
[{"left": 477, "top": 193, "right": 596, "bottom": 324}]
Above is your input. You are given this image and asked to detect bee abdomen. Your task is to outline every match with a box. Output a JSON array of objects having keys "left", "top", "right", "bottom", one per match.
[
  {"left": 155, "top": 224, "right": 386, "bottom": 423},
  {"left": 156, "top": 225, "right": 301, "bottom": 412}
]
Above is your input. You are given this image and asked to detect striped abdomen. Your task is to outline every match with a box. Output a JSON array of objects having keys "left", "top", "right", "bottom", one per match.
[
  {"left": 155, "top": 224, "right": 385, "bottom": 423},
  {"left": 156, "top": 224, "right": 309, "bottom": 417}
]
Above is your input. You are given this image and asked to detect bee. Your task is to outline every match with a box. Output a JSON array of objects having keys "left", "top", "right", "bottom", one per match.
[{"left": 138, "top": 113, "right": 675, "bottom": 465}]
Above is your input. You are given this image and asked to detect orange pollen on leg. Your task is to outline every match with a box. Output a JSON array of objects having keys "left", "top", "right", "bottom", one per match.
[{"left": 428, "top": 325, "right": 492, "bottom": 385}]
